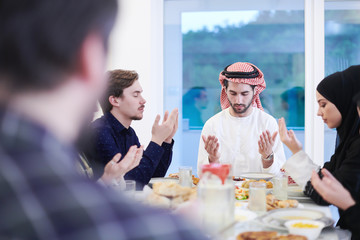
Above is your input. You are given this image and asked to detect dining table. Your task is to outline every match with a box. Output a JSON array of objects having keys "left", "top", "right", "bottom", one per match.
[
  {"left": 217, "top": 200, "right": 351, "bottom": 240},
  {"left": 145, "top": 175, "right": 352, "bottom": 240}
]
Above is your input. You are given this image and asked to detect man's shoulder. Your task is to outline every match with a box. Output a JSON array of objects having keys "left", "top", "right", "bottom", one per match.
[
  {"left": 205, "top": 109, "right": 227, "bottom": 124},
  {"left": 254, "top": 108, "right": 278, "bottom": 123},
  {"left": 90, "top": 115, "right": 113, "bottom": 132}
]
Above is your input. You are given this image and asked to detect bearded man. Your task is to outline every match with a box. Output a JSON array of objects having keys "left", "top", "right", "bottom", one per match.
[
  {"left": 197, "top": 62, "right": 286, "bottom": 176},
  {"left": 85, "top": 69, "right": 178, "bottom": 187}
]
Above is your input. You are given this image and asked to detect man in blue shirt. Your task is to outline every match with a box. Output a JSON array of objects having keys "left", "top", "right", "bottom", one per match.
[{"left": 86, "top": 69, "right": 178, "bottom": 187}]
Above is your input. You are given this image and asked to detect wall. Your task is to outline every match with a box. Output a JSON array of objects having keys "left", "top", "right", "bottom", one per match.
[{"left": 100, "top": 0, "right": 164, "bottom": 146}]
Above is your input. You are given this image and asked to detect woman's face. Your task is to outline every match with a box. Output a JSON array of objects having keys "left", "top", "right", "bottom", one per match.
[{"left": 316, "top": 91, "right": 342, "bottom": 129}]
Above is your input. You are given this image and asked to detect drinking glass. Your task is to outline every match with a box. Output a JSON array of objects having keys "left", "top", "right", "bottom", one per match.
[
  {"left": 248, "top": 182, "right": 266, "bottom": 213},
  {"left": 273, "top": 174, "right": 288, "bottom": 200},
  {"left": 197, "top": 180, "right": 234, "bottom": 235},
  {"left": 179, "top": 166, "right": 192, "bottom": 187},
  {"left": 122, "top": 180, "right": 136, "bottom": 197}
]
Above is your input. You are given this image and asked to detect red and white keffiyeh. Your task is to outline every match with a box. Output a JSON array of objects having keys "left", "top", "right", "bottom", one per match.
[{"left": 219, "top": 62, "right": 266, "bottom": 110}]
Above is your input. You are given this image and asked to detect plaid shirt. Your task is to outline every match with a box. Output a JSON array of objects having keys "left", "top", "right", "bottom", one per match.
[{"left": 0, "top": 108, "right": 207, "bottom": 240}]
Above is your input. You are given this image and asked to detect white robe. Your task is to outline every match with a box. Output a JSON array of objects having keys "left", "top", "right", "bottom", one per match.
[
  {"left": 197, "top": 107, "right": 286, "bottom": 176},
  {"left": 282, "top": 150, "right": 319, "bottom": 189}
]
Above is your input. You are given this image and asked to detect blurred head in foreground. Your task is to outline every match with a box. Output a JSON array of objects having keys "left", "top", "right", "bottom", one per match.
[{"left": 0, "top": 0, "right": 117, "bottom": 142}]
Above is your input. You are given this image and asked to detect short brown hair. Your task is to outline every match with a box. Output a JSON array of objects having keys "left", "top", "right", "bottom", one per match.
[{"left": 99, "top": 69, "right": 139, "bottom": 113}]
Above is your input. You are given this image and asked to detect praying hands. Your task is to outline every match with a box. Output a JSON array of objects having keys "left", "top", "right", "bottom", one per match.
[
  {"left": 151, "top": 108, "right": 178, "bottom": 146},
  {"left": 202, "top": 135, "right": 220, "bottom": 163},
  {"left": 278, "top": 117, "right": 302, "bottom": 154},
  {"left": 101, "top": 145, "right": 144, "bottom": 186},
  {"left": 258, "top": 130, "right": 277, "bottom": 168}
]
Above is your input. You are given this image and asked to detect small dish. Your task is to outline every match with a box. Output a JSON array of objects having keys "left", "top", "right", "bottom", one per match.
[{"left": 285, "top": 220, "right": 325, "bottom": 240}]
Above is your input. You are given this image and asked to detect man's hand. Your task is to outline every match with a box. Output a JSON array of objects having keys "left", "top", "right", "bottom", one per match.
[
  {"left": 278, "top": 117, "right": 302, "bottom": 154},
  {"left": 311, "top": 168, "right": 355, "bottom": 211},
  {"left": 202, "top": 135, "right": 220, "bottom": 163},
  {"left": 101, "top": 145, "right": 143, "bottom": 185},
  {"left": 258, "top": 130, "right": 277, "bottom": 158},
  {"left": 151, "top": 109, "right": 178, "bottom": 146},
  {"left": 164, "top": 108, "right": 178, "bottom": 143}
]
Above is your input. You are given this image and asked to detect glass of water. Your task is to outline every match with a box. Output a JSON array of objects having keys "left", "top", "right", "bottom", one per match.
[
  {"left": 179, "top": 166, "right": 192, "bottom": 187},
  {"left": 248, "top": 181, "right": 266, "bottom": 214},
  {"left": 273, "top": 174, "right": 288, "bottom": 200},
  {"left": 197, "top": 179, "right": 234, "bottom": 235}
]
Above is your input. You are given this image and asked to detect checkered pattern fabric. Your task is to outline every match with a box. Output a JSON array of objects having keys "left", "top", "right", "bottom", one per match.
[
  {"left": 219, "top": 62, "right": 266, "bottom": 110},
  {"left": 0, "top": 108, "right": 207, "bottom": 240}
]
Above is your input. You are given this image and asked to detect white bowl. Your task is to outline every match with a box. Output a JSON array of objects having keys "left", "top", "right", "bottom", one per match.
[
  {"left": 284, "top": 220, "right": 325, "bottom": 240},
  {"left": 269, "top": 208, "right": 324, "bottom": 224}
]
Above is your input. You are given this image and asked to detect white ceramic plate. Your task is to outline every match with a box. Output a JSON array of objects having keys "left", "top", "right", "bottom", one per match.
[
  {"left": 268, "top": 208, "right": 324, "bottom": 223},
  {"left": 257, "top": 208, "right": 334, "bottom": 231},
  {"left": 239, "top": 172, "right": 275, "bottom": 181},
  {"left": 235, "top": 209, "right": 257, "bottom": 222}
]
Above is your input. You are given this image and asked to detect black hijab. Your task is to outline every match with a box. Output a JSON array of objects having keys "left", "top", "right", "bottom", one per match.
[{"left": 316, "top": 65, "right": 360, "bottom": 169}]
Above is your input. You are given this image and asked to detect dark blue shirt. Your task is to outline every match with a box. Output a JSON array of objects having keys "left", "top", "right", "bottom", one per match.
[
  {"left": 86, "top": 112, "right": 173, "bottom": 186},
  {"left": 0, "top": 108, "right": 206, "bottom": 240}
]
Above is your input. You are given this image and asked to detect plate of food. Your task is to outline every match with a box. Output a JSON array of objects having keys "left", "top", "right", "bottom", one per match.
[
  {"left": 256, "top": 208, "right": 334, "bottom": 231},
  {"left": 235, "top": 185, "right": 249, "bottom": 201},
  {"left": 149, "top": 177, "right": 179, "bottom": 184},
  {"left": 266, "top": 194, "right": 300, "bottom": 211},
  {"left": 168, "top": 173, "right": 200, "bottom": 186},
  {"left": 239, "top": 172, "right": 275, "bottom": 181},
  {"left": 238, "top": 179, "right": 273, "bottom": 194},
  {"left": 237, "top": 231, "right": 308, "bottom": 240},
  {"left": 287, "top": 185, "right": 305, "bottom": 197}
]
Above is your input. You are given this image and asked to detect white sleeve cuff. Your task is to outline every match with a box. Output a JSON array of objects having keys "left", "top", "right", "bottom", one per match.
[{"left": 283, "top": 150, "right": 319, "bottom": 189}]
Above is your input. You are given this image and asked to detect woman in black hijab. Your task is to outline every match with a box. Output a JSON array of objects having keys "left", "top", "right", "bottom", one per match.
[
  {"left": 309, "top": 65, "right": 360, "bottom": 202},
  {"left": 279, "top": 65, "right": 360, "bottom": 236}
]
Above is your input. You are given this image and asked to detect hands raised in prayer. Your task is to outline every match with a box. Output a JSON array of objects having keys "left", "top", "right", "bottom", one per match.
[
  {"left": 311, "top": 168, "right": 356, "bottom": 211},
  {"left": 151, "top": 108, "right": 178, "bottom": 146},
  {"left": 202, "top": 135, "right": 220, "bottom": 163},
  {"left": 258, "top": 130, "right": 277, "bottom": 158},
  {"left": 278, "top": 117, "right": 302, "bottom": 154},
  {"left": 164, "top": 109, "right": 178, "bottom": 143},
  {"left": 101, "top": 145, "right": 144, "bottom": 185}
]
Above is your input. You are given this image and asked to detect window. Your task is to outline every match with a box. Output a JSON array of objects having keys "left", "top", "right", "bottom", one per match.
[
  {"left": 164, "top": 0, "right": 305, "bottom": 174},
  {"left": 323, "top": 1, "right": 360, "bottom": 161}
]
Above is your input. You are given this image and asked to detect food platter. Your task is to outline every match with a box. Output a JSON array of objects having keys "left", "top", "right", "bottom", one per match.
[
  {"left": 239, "top": 172, "right": 275, "bottom": 181},
  {"left": 256, "top": 208, "right": 335, "bottom": 231},
  {"left": 148, "top": 177, "right": 178, "bottom": 188},
  {"left": 149, "top": 177, "right": 179, "bottom": 184},
  {"left": 287, "top": 185, "right": 305, "bottom": 197}
]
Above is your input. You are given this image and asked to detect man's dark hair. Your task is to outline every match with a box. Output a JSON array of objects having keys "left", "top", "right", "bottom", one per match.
[
  {"left": 223, "top": 79, "right": 256, "bottom": 90},
  {"left": 0, "top": 0, "right": 117, "bottom": 92},
  {"left": 100, "top": 69, "right": 139, "bottom": 114}
]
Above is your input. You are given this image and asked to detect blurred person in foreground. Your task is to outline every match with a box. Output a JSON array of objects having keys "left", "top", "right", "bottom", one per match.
[
  {"left": 0, "top": 1, "right": 206, "bottom": 239},
  {"left": 279, "top": 66, "right": 360, "bottom": 237},
  {"left": 197, "top": 62, "right": 286, "bottom": 176},
  {"left": 84, "top": 70, "right": 178, "bottom": 188}
]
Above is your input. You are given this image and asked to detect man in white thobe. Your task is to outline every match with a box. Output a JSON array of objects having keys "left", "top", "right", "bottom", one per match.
[{"left": 197, "top": 62, "right": 286, "bottom": 176}]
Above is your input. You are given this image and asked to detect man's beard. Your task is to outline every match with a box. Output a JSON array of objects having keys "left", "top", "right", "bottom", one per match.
[
  {"left": 131, "top": 116, "right": 143, "bottom": 121},
  {"left": 131, "top": 105, "right": 145, "bottom": 121},
  {"left": 228, "top": 97, "right": 253, "bottom": 114}
]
